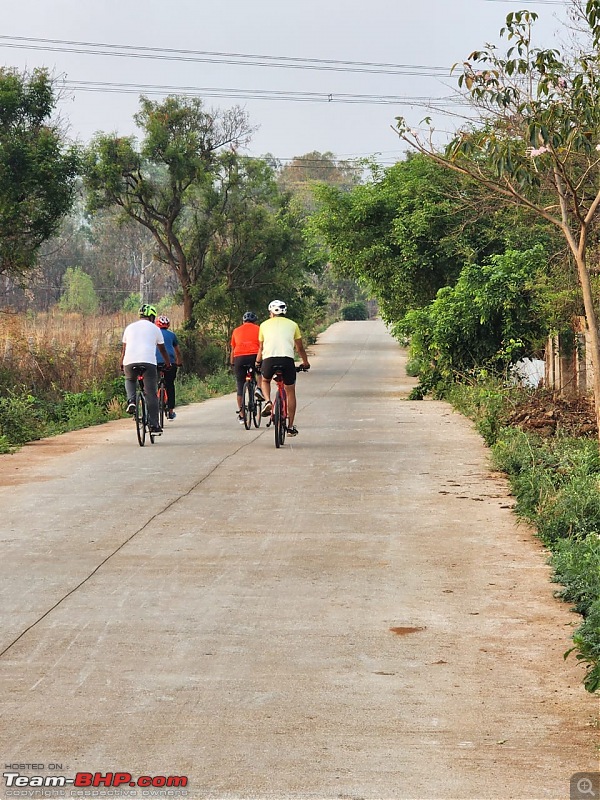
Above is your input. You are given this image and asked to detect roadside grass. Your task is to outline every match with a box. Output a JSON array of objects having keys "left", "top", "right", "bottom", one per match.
[
  {"left": 443, "top": 378, "right": 600, "bottom": 694},
  {"left": 0, "top": 369, "right": 235, "bottom": 454},
  {"left": 0, "top": 309, "right": 234, "bottom": 454}
]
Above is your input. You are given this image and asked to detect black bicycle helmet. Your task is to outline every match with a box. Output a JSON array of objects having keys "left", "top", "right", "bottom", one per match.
[{"left": 243, "top": 311, "right": 258, "bottom": 323}]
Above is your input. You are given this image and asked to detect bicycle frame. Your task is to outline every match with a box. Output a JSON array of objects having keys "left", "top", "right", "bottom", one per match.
[
  {"left": 241, "top": 364, "right": 262, "bottom": 429},
  {"left": 133, "top": 368, "right": 155, "bottom": 446},
  {"left": 266, "top": 363, "right": 308, "bottom": 448},
  {"left": 270, "top": 370, "right": 288, "bottom": 448},
  {"left": 157, "top": 368, "right": 168, "bottom": 429}
]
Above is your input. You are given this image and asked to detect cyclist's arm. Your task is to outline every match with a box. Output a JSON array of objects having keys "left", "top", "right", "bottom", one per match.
[
  {"left": 158, "top": 344, "right": 172, "bottom": 368},
  {"left": 295, "top": 337, "right": 310, "bottom": 368},
  {"left": 120, "top": 342, "right": 127, "bottom": 370},
  {"left": 256, "top": 341, "right": 264, "bottom": 365},
  {"left": 174, "top": 344, "right": 183, "bottom": 367}
]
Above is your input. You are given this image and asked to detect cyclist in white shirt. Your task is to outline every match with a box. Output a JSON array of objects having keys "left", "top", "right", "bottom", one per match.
[
  {"left": 120, "top": 304, "right": 171, "bottom": 433},
  {"left": 256, "top": 300, "right": 310, "bottom": 437}
]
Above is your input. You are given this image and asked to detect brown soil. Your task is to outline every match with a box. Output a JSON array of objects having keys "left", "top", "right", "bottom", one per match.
[{"left": 506, "top": 390, "right": 597, "bottom": 437}]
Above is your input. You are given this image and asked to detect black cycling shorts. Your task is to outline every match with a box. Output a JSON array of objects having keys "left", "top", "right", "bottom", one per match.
[
  {"left": 233, "top": 354, "right": 258, "bottom": 395},
  {"left": 260, "top": 356, "right": 296, "bottom": 385}
]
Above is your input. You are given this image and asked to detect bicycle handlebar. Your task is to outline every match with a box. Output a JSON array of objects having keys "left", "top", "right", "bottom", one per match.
[{"left": 296, "top": 364, "right": 310, "bottom": 372}]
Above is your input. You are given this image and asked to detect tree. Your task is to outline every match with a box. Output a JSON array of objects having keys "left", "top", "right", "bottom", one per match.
[
  {"left": 396, "top": 2, "right": 600, "bottom": 439},
  {"left": 59, "top": 267, "right": 99, "bottom": 314},
  {"left": 190, "top": 155, "right": 320, "bottom": 337},
  {"left": 277, "top": 151, "right": 361, "bottom": 212},
  {"left": 310, "top": 153, "right": 555, "bottom": 322},
  {"left": 83, "top": 96, "right": 253, "bottom": 325},
  {"left": 0, "top": 67, "right": 80, "bottom": 278},
  {"left": 400, "top": 246, "right": 552, "bottom": 391}
]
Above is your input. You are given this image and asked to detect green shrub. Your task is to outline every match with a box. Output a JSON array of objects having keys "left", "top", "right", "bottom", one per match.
[
  {"left": 341, "top": 302, "right": 368, "bottom": 320},
  {"left": 566, "top": 600, "right": 600, "bottom": 694},
  {"left": 552, "top": 535, "right": 600, "bottom": 615},
  {"left": 538, "top": 476, "right": 600, "bottom": 544},
  {"left": 0, "top": 391, "right": 45, "bottom": 445},
  {"left": 445, "top": 378, "right": 515, "bottom": 446}
]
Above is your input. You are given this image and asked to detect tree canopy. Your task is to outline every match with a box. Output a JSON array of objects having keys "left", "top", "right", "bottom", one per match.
[
  {"left": 0, "top": 67, "right": 80, "bottom": 278},
  {"left": 83, "top": 96, "right": 319, "bottom": 330},
  {"left": 310, "top": 153, "right": 557, "bottom": 323},
  {"left": 396, "top": 0, "right": 600, "bottom": 437}
]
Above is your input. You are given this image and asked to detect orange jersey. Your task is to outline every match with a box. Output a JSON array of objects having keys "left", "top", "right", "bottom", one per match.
[{"left": 231, "top": 322, "right": 260, "bottom": 357}]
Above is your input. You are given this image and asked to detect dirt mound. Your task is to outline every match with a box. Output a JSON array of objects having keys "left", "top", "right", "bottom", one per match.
[{"left": 506, "top": 391, "right": 597, "bottom": 437}]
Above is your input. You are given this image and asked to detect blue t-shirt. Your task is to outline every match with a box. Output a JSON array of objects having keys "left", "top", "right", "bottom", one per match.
[{"left": 156, "top": 329, "right": 179, "bottom": 365}]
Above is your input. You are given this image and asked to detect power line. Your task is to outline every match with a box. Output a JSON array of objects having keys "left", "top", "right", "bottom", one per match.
[
  {"left": 61, "top": 78, "right": 468, "bottom": 107},
  {"left": 0, "top": 35, "right": 451, "bottom": 77},
  {"left": 484, "top": 0, "right": 564, "bottom": 4}
]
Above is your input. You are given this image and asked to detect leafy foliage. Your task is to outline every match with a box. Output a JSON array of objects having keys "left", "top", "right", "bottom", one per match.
[
  {"left": 341, "top": 302, "right": 368, "bottom": 320},
  {"left": 310, "top": 154, "right": 557, "bottom": 324},
  {"left": 59, "top": 267, "right": 99, "bottom": 314},
  {"left": 397, "top": 3, "right": 600, "bottom": 436},
  {"left": 0, "top": 67, "right": 80, "bottom": 278},
  {"left": 399, "top": 246, "right": 551, "bottom": 391}
]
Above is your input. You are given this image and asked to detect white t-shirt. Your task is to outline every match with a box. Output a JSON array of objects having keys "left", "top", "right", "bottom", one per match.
[{"left": 122, "top": 319, "right": 164, "bottom": 365}]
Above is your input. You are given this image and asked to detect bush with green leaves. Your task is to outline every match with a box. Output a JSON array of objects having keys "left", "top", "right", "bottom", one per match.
[
  {"left": 0, "top": 391, "right": 45, "bottom": 446},
  {"left": 398, "top": 246, "right": 551, "bottom": 393},
  {"left": 59, "top": 267, "right": 99, "bottom": 314},
  {"left": 341, "top": 302, "right": 368, "bottom": 320},
  {"left": 566, "top": 599, "right": 600, "bottom": 694}
]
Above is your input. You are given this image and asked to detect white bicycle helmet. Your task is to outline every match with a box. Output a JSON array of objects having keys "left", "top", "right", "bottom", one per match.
[{"left": 268, "top": 299, "right": 287, "bottom": 316}]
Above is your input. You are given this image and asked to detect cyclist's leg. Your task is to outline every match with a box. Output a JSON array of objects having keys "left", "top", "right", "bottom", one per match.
[
  {"left": 141, "top": 364, "right": 160, "bottom": 427},
  {"left": 165, "top": 365, "right": 177, "bottom": 410},
  {"left": 285, "top": 383, "right": 297, "bottom": 427},
  {"left": 123, "top": 364, "right": 138, "bottom": 406},
  {"left": 233, "top": 357, "right": 247, "bottom": 414},
  {"left": 281, "top": 359, "right": 298, "bottom": 427},
  {"left": 260, "top": 358, "right": 276, "bottom": 413}
]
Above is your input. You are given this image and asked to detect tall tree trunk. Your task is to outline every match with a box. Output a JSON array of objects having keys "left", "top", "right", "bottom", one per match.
[
  {"left": 182, "top": 283, "right": 194, "bottom": 328},
  {"left": 574, "top": 252, "right": 600, "bottom": 442}
]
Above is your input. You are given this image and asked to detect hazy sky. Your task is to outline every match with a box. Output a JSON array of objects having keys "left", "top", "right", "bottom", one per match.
[{"left": 1, "top": 0, "right": 571, "bottom": 166}]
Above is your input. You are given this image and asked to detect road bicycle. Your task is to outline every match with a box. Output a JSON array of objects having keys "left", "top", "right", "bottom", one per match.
[
  {"left": 267, "top": 364, "right": 309, "bottom": 448},
  {"left": 241, "top": 364, "right": 263, "bottom": 430},
  {"left": 132, "top": 366, "right": 160, "bottom": 447},
  {"left": 157, "top": 367, "right": 169, "bottom": 429}
]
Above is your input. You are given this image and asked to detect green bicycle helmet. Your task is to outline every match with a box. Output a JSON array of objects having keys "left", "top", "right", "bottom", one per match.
[{"left": 139, "top": 304, "right": 157, "bottom": 319}]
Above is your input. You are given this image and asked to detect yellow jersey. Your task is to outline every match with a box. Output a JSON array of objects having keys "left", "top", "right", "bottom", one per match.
[{"left": 258, "top": 317, "right": 301, "bottom": 359}]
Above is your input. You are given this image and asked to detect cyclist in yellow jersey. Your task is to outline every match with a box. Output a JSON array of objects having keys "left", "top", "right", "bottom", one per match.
[{"left": 256, "top": 300, "right": 310, "bottom": 436}]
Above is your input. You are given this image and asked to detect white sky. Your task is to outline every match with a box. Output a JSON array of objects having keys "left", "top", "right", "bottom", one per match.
[{"left": 1, "top": 0, "right": 571, "bottom": 166}]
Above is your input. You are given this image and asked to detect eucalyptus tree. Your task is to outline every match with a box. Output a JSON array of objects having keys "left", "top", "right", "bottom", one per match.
[{"left": 396, "top": 1, "right": 600, "bottom": 438}]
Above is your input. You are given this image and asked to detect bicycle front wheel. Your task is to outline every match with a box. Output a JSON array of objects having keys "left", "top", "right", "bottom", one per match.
[
  {"left": 135, "top": 391, "right": 146, "bottom": 447},
  {"left": 242, "top": 381, "right": 253, "bottom": 430}
]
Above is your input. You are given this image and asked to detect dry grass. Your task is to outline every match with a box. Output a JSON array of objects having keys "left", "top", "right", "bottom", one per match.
[{"left": 0, "top": 306, "right": 184, "bottom": 394}]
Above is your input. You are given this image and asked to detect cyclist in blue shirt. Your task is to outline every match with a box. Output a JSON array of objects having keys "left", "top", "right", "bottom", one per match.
[{"left": 155, "top": 315, "right": 183, "bottom": 420}]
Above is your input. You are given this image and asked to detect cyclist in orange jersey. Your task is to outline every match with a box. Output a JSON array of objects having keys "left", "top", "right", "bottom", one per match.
[{"left": 230, "top": 311, "right": 263, "bottom": 423}]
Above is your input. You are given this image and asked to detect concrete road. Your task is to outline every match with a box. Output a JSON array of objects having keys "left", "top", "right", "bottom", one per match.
[{"left": 0, "top": 320, "right": 597, "bottom": 800}]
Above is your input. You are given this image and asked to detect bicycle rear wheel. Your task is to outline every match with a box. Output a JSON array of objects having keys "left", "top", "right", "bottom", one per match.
[
  {"left": 242, "top": 381, "right": 253, "bottom": 430},
  {"left": 158, "top": 386, "right": 167, "bottom": 429},
  {"left": 135, "top": 390, "right": 146, "bottom": 447},
  {"left": 273, "top": 393, "right": 286, "bottom": 448}
]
